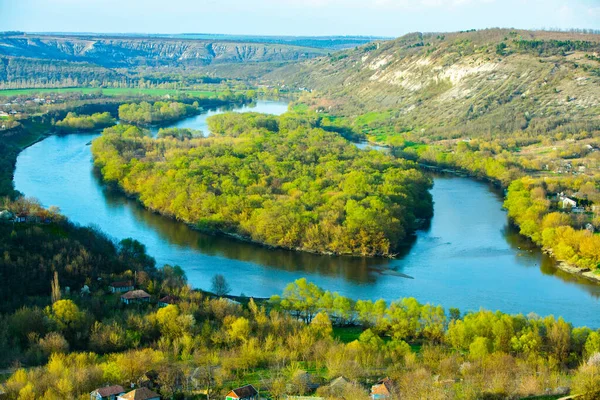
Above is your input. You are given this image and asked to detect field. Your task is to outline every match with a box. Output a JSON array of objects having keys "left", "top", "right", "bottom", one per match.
[{"left": 0, "top": 87, "right": 223, "bottom": 98}]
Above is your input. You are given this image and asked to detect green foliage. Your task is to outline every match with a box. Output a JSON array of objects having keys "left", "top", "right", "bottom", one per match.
[
  {"left": 92, "top": 112, "right": 433, "bottom": 257},
  {"left": 504, "top": 177, "right": 600, "bottom": 270},
  {"left": 55, "top": 112, "right": 115, "bottom": 132},
  {"left": 0, "top": 276, "right": 598, "bottom": 398},
  {"left": 157, "top": 127, "right": 200, "bottom": 140},
  {"left": 118, "top": 101, "right": 199, "bottom": 125}
]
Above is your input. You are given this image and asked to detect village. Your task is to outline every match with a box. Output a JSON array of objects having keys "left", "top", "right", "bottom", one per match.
[{"left": 89, "top": 374, "right": 397, "bottom": 400}]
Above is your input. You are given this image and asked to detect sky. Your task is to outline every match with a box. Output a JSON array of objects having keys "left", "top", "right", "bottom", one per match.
[{"left": 1, "top": 0, "right": 599, "bottom": 37}]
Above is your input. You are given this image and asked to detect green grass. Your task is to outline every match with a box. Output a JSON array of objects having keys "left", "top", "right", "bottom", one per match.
[
  {"left": 0, "top": 87, "right": 224, "bottom": 98},
  {"left": 332, "top": 326, "right": 364, "bottom": 343},
  {"left": 291, "top": 103, "right": 310, "bottom": 113},
  {"left": 354, "top": 111, "right": 392, "bottom": 126}
]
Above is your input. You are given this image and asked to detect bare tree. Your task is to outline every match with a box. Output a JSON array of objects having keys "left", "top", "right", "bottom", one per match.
[
  {"left": 211, "top": 274, "right": 231, "bottom": 297},
  {"left": 51, "top": 271, "right": 61, "bottom": 303}
]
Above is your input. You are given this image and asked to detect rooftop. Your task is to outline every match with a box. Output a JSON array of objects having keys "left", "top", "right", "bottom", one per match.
[{"left": 121, "top": 290, "right": 151, "bottom": 300}]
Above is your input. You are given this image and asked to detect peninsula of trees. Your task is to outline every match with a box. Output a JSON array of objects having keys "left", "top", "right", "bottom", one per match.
[
  {"left": 117, "top": 101, "right": 200, "bottom": 125},
  {"left": 55, "top": 112, "right": 116, "bottom": 132},
  {"left": 91, "top": 112, "right": 433, "bottom": 257}
]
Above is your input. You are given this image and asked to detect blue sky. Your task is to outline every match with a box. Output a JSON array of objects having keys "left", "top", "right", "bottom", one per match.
[{"left": 1, "top": 0, "right": 599, "bottom": 37}]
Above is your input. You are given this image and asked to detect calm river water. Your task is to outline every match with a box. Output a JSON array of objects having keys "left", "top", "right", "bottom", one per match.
[{"left": 14, "top": 100, "right": 600, "bottom": 327}]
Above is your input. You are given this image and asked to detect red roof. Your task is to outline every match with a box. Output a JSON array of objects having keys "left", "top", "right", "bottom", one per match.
[
  {"left": 94, "top": 385, "right": 125, "bottom": 397},
  {"left": 371, "top": 377, "right": 395, "bottom": 396},
  {"left": 121, "top": 290, "right": 151, "bottom": 300},
  {"left": 118, "top": 387, "right": 160, "bottom": 400},
  {"left": 226, "top": 384, "right": 258, "bottom": 399},
  {"left": 159, "top": 295, "right": 178, "bottom": 304}
]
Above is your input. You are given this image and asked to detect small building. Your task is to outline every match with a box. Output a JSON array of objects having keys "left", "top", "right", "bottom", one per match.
[
  {"left": 109, "top": 281, "right": 134, "bottom": 293},
  {"left": 560, "top": 196, "right": 577, "bottom": 209},
  {"left": 120, "top": 290, "right": 151, "bottom": 305},
  {"left": 370, "top": 378, "right": 396, "bottom": 399},
  {"left": 225, "top": 384, "right": 258, "bottom": 400},
  {"left": 158, "top": 295, "right": 178, "bottom": 307},
  {"left": 586, "top": 223, "right": 595, "bottom": 233},
  {"left": 0, "top": 210, "right": 14, "bottom": 221},
  {"left": 117, "top": 388, "right": 160, "bottom": 400},
  {"left": 91, "top": 385, "right": 126, "bottom": 400},
  {"left": 14, "top": 213, "right": 28, "bottom": 223}
]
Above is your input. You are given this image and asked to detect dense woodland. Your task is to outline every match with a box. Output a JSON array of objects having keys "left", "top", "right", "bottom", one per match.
[
  {"left": 2, "top": 272, "right": 600, "bottom": 399},
  {"left": 504, "top": 177, "right": 600, "bottom": 270},
  {"left": 55, "top": 112, "right": 115, "bottom": 132},
  {"left": 118, "top": 101, "right": 200, "bottom": 125},
  {"left": 91, "top": 112, "right": 433, "bottom": 257}
]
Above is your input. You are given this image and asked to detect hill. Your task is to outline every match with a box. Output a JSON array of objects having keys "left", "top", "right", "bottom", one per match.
[
  {"left": 268, "top": 29, "right": 600, "bottom": 139},
  {"left": 0, "top": 33, "right": 328, "bottom": 67},
  {"left": 0, "top": 33, "right": 330, "bottom": 86},
  {"left": 30, "top": 32, "right": 386, "bottom": 50}
]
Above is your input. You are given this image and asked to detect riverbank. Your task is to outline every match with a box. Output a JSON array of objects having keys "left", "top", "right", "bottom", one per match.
[
  {"left": 551, "top": 254, "right": 600, "bottom": 284},
  {"left": 392, "top": 151, "right": 600, "bottom": 287}
]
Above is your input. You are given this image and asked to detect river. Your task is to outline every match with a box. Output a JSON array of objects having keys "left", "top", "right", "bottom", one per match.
[{"left": 14, "top": 100, "right": 600, "bottom": 327}]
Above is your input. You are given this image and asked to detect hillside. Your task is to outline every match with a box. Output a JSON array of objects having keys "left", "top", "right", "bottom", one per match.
[
  {"left": 268, "top": 29, "right": 600, "bottom": 139},
  {"left": 0, "top": 33, "right": 330, "bottom": 86},
  {"left": 0, "top": 34, "right": 327, "bottom": 67},
  {"left": 33, "top": 32, "right": 386, "bottom": 50}
]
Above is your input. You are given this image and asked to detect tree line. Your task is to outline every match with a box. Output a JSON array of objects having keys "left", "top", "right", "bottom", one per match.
[
  {"left": 55, "top": 112, "right": 116, "bottom": 132},
  {"left": 118, "top": 101, "right": 200, "bottom": 125},
  {"left": 504, "top": 177, "right": 600, "bottom": 270},
  {"left": 2, "top": 277, "right": 600, "bottom": 399}
]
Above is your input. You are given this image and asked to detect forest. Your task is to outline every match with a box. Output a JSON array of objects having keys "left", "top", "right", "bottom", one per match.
[
  {"left": 118, "top": 101, "right": 200, "bottom": 125},
  {"left": 2, "top": 272, "right": 600, "bottom": 399},
  {"left": 504, "top": 177, "right": 600, "bottom": 271},
  {"left": 55, "top": 112, "right": 116, "bottom": 132},
  {"left": 0, "top": 197, "right": 157, "bottom": 313},
  {"left": 91, "top": 112, "right": 433, "bottom": 257}
]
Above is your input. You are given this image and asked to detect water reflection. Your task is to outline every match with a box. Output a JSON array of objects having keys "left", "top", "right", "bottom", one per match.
[{"left": 100, "top": 173, "right": 386, "bottom": 283}]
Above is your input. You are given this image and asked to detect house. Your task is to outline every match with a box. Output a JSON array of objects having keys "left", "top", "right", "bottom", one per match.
[
  {"left": 14, "top": 213, "right": 28, "bottom": 223},
  {"left": 158, "top": 295, "right": 178, "bottom": 307},
  {"left": 109, "top": 281, "right": 134, "bottom": 293},
  {"left": 91, "top": 385, "right": 126, "bottom": 400},
  {"left": 0, "top": 210, "right": 14, "bottom": 221},
  {"left": 117, "top": 387, "right": 160, "bottom": 400},
  {"left": 370, "top": 378, "right": 396, "bottom": 399},
  {"left": 328, "top": 377, "right": 349, "bottom": 392},
  {"left": 562, "top": 197, "right": 577, "bottom": 209},
  {"left": 225, "top": 384, "right": 258, "bottom": 400},
  {"left": 560, "top": 196, "right": 577, "bottom": 209},
  {"left": 318, "top": 376, "right": 352, "bottom": 398},
  {"left": 120, "top": 290, "right": 151, "bottom": 305},
  {"left": 586, "top": 223, "right": 595, "bottom": 233}
]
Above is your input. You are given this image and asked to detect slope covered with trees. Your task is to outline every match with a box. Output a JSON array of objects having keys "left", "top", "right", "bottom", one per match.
[
  {"left": 2, "top": 277, "right": 600, "bottom": 399},
  {"left": 91, "top": 113, "right": 433, "bottom": 257}
]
